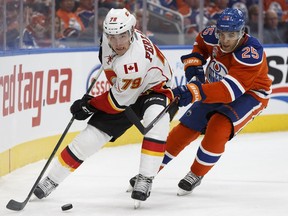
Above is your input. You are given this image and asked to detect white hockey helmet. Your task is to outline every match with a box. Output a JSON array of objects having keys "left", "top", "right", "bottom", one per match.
[{"left": 103, "top": 8, "right": 136, "bottom": 35}]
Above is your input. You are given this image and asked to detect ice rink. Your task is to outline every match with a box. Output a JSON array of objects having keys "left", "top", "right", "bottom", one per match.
[{"left": 1, "top": 131, "right": 288, "bottom": 216}]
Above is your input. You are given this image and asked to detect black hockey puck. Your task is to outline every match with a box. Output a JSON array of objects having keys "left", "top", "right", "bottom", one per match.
[{"left": 61, "top": 203, "right": 73, "bottom": 211}]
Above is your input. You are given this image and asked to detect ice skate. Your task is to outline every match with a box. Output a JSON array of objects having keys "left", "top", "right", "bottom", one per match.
[
  {"left": 33, "top": 176, "right": 58, "bottom": 199},
  {"left": 126, "top": 174, "right": 138, "bottom": 192},
  {"left": 131, "top": 174, "right": 153, "bottom": 208},
  {"left": 177, "top": 171, "right": 203, "bottom": 196}
]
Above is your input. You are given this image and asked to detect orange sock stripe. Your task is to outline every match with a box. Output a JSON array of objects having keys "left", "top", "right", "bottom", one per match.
[{"left": 60, "top": 147, "right": 83, "bottom": 170}]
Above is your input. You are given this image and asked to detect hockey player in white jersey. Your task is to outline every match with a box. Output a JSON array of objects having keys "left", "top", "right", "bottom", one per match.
[{"left": 33, "top": 8, "right": 175, "bottom": 207}]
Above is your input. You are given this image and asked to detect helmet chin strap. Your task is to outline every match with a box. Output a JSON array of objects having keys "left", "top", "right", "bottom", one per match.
[{"left": 129, "top": 28, "right": 135, "bottom": 44}]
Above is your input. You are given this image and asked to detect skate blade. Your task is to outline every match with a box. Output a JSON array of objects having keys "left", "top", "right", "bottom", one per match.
[
  {"left": 134, "top": 200, "right": 141, "bottom": 209},
  {"left": 126, "top": 185, "right": 133, "bottom": 193},
  {"left": 177, "top": 188, "right": 192, "bottom": 196}
]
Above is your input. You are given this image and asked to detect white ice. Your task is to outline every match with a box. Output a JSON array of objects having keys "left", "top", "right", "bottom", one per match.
[{"left": 1, "top": 131, "right": 288, "bottom": 216}]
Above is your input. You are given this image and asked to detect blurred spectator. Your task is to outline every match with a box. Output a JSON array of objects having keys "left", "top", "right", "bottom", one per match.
[
  {"left": 229, "top": 0, "right": 258, "bottom": 10},
  {"left": 22, "top": 1, "right": 51, "bottom": 38},
  {"left": 99, "top": 0, "right": 136, "bottom": 11},
  {"left": 159, "top": 0, "right": 187, "bottom": 12},
  {"left": 54, "top": 15, "right": 66, "bottom": 45},
  {"left": 134, "top": 8, "right": 160, "bottom": 44},
  {"left": 20, "top": 12, "right": 50, "bottom": 48},
  {"left": 56, "top": 0, "right": 85, "bottom": 38},
  {"left": 183, "top": 0, "right": 209, "bottom": 42},
  {"left": 230, "top": 1, "right": 248, "bottom": 22},
  {"left": 264, "top": 0, "right": 288, "bottom": 22},
  {"left": 75, "top": 0, "right": 94, "bottom": 28},
  {"left": 24, "top": 0, "right": 50, "bottom": 17},
  {"left": 263, "top": 9, "right": 286, "bottom": 44},
  {"left": 78, "top": 7, "right": 109, "bottom": 44},
  {"left": 0, "top": 3, "right": 4, "bottom": 50},
  {"left": 209, "top": 0, "right": 229, "bottom": 23},
  {"left": 5, "top": 0, "right": 20, "bottom": 49},
  {"left": 97, "top": 7, "right": 110, "bottom": 37},
  {"left": 51, "top": 14, "right": 79, "bottom": 47},
  {"left": 247, "top": 4, "right": 259, "bottom": 37}
]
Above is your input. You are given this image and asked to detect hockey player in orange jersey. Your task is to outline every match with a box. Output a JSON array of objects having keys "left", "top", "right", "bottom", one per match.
[
  {"left": 165, "top": 8, "right": 272, "bottom": 196},
  {"left": 127, "top": 8, "right": 272, "bottom": 196}
]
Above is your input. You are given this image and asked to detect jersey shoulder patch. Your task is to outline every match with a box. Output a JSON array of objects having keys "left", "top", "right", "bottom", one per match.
[{"left": 233, "top": 36, "right": 264, "bottom": 66}]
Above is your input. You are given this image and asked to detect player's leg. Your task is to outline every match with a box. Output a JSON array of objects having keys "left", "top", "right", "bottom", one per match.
[
  {"left": 177, "top": 113, "right": 232, "bottom": 195},
  {"left": 34, "top": 110, "right": 133, "bottom": 199},
  {"left": 131, "top": 95, "right": 170, "bottom": 201},
  {"left": 160, "top": 102, "right": 218, "bottom": 171},
  {"left": 178, "top": 94, "right": 266, "bottom": 195},
  {"left": 128, "top": 102, "right": 213, "bottom": 190},
  {"left": 34, "top": 124, "right": 112, "bottom": 199},
  {"left": 159, "top": 123, "right": 201, "bottom": 171}
]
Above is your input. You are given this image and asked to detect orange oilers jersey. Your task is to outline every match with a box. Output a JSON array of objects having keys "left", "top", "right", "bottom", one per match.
[
  {"left": 192, "top": 26, "right": 272, "bottom": 105},
  {"left": 90, "top": 29, "right": 174, "bottom": 114},
  {"left": 56, "top": 9, "right": 85, "bottom": 31}
]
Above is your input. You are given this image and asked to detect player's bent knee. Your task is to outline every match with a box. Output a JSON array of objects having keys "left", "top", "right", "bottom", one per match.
[
  {"left": 69, "top": 125, "right": 112, "bottom": 160},
  {"left": 144, "top": 104, "right": 170, "bottom": 140}
]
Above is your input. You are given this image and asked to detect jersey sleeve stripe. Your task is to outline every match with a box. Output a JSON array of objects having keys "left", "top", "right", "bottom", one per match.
[
  {"left": 108, "top": 91, "right": 126, "bottom": 112},
  {"left": 249, "top": 89, "right": 272, "bottom": 99},
  {"left": 221, "top": 75, "right": 246, "bottom": 101}
]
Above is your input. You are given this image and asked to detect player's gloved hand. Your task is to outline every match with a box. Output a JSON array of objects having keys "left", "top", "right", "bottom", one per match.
[
  {"left": 70, "top": 94, "right": 98, "bottom": 120},
  {"left": 181, "top": 52, "right": 206, "bottom": 83},
  {"left": 172, "top": 81, "right": 206, "bottom": 107},
  {"left": 185, "top": 66, "right": 205, "bottom": 83}
]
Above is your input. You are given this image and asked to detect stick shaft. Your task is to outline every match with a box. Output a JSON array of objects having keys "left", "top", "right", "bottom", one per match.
[{"left": 125, "top": 97, "right": 179, "bottom": 135}]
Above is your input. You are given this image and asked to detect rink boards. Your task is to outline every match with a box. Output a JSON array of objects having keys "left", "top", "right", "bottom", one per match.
[{"left": 1, "top": 46, "right": 288, "bottom": 176}]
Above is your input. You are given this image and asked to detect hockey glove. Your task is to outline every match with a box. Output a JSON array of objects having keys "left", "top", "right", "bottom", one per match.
[
  {"left": 172, "top": 81, "right": 206, "bottom": 107},
  {"left": 181, "top": 52, "right": 206, "bottom": 83},
  {"left": 185, "top": 66, "right": 205, "bottom": 83},
  {"left": 70, "top": 94, "right": 98, "bottom": 120}
]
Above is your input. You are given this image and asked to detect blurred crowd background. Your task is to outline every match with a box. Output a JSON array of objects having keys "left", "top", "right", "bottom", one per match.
[{"left": 0, "top": 0, "right": 287, "bottom": 51}]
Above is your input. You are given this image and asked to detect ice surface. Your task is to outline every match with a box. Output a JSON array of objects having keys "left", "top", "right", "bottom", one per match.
[{"left": 1, "top": 132, "right": 288, "bottom": 216}]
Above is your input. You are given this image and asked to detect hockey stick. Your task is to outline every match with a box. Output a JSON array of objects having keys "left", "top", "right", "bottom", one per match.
[
  {"left": 125, "top": 96, "right": 179, "bottom": 135},
  {"left": 6, "top": 65, "right": 104, "bottom": 211}
]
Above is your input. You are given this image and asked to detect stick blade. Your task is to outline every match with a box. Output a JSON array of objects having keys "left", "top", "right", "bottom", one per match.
[{"left": 6, "top": 199, "right": 27, "bottom": 211}]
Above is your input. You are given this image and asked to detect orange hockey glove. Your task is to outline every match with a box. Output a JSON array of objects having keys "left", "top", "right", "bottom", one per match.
[
  {"left": 172, "top": 81, "right": 206, "bottom": 107},
  {"left": 181, "top": 52, "right": 207, "bottom": 83}
]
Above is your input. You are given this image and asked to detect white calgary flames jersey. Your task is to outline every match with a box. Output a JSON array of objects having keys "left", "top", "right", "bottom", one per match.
[{"left": 90, "top": 30, "right": 174, "bottom": 114}]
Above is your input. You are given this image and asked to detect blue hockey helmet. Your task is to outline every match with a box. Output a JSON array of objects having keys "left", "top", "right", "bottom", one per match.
[{"left": 216, "top": 8, "right": 245, "bottom": 32}]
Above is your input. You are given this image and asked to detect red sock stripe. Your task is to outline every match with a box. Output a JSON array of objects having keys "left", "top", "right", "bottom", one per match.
[
  {"left": 60, "top": 146, "right": 83, "bottom": 169},
  {"left": 142, "top": 138, "right": 166, "bottom": 153}
]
